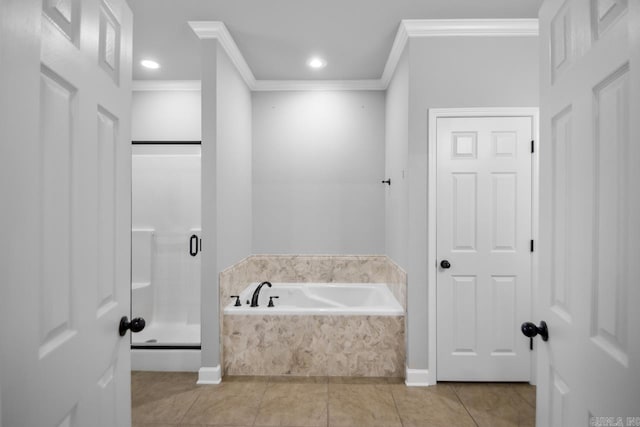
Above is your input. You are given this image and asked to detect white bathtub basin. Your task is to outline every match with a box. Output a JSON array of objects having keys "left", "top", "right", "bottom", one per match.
[{"left": 224, "top": 282, "right": 404, "bottom": 316}]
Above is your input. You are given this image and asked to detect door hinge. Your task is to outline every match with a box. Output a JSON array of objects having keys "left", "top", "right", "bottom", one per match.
[
  {"left": 530, "top": 240, "right": 534, "bottom": 252},
  {"left": 531, "top": 140, "right": 535, "bottom": 153}
]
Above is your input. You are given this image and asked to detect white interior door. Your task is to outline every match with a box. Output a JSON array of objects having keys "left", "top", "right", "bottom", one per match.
[
  {"left": 0, "top": 0, "right": 133, "bottom": 426},
  {"left": 436, "top": 115, "right": 533, "bottom": 381},
  {"left": 538, "top": 0, "right": 640, "bottom": 424}
]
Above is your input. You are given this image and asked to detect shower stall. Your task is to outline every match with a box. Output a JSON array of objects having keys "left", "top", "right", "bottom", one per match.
[{"left": 130, "top": 142, "right": 201, "bottom": 371}]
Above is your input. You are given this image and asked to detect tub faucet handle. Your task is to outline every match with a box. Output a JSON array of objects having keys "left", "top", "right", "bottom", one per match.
[
  {"left": 230, "top": 295, "right": 241, "bottom": 307},
  {"left": 268, "top": 296, "right": 279, "bottom": 307}
]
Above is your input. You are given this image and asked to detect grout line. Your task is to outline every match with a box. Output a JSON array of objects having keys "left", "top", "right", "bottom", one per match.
[
  {"left": 173, "top": 374, "right": 202, "bottom": 425},
  {"left": 449, "top": 384, "right": 480, "bottom": 427},
  {"left": 512, "top": 384, "right": 537, "bottom": 410},
  {"left": 177, "top": 394, "right": 200, "bottom": 425},
  {"left": 388, "top": 383, "right": 405, "bottom": 427},
  {"left": 251, "top": 380, "right": 270, "bottom": 427},
  {"left": 326, "top": 379, "right": 330, "bottom": 427}
]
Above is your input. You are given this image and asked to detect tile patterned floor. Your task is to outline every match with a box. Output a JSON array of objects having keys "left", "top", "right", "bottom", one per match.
[{"left": 132, "top": 372, "right": 536, "bottom": 427}]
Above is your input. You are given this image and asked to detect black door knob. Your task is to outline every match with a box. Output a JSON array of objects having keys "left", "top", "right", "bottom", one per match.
[
  {"left": 521, "top": 320, "right": 548, "bottom": 349},
  {"left": 440, "top": 260, "right": 451, "bottom": 269},
  {"left": 521, "top": 321, "right": 548, "bottom": 340},
  {"left": 119, "top": 316, "right": 146, "bottom": 337}
]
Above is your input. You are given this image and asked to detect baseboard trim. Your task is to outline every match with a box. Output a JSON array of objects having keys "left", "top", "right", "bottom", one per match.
[
  {"left": 197, "top": 365, "right": 222, "bottom": 384},
  {"left": 405, "top": 367, "right": 435, "bottom": 387}
]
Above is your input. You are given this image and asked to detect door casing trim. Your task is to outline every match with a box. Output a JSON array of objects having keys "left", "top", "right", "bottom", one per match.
[{"left": 427, "top": 107, "right": 540, "bottom": 385}]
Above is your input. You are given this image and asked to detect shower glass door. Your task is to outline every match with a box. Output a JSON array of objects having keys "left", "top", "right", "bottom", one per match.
[{"left": 131, "top": 143, "right": 201, "bottom": 348}]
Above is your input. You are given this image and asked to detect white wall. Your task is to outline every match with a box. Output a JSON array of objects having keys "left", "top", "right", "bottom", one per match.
[
  {"left": 390, "top": 36, "right": 539, "bottom": 376},
  {"left": 252, "top": 91, "right": 385, "bottom": 254},
  {"left": 200, "top": 39, "right": 218, "bottom": 369},
  {"left": 384, "top": 48, "right": 409, "bottom": 268},
  {"left": 216, "top": 49, "right": 253, "bottom": 270},
  {"left": 132, "top": 90, "right": 201, "bottom": 141},
  {"left": 200, "top": 40, "right": 253, "bottom": 369}
]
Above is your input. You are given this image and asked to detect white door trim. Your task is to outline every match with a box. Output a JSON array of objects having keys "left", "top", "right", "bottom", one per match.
[{"left": 427, "top": 107, "right": 539, "bottom": 385}]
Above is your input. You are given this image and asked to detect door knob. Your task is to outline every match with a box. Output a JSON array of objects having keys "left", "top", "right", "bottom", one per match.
[
  {"left": 440, "top": 260, "right": 451, "bottom": 269},
  {"left": 119, "top": 316, "right": 146, "bottom": 337},
  {"left": 521, "top": 320, "right": 548, "bottom": 350}
]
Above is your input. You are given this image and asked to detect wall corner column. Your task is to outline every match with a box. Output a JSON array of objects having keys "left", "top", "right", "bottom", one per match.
[{"left": 199, "top": 37, "right": 220, "bottom": 374}]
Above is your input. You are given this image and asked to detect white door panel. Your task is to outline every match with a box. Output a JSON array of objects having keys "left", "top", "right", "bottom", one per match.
[
  {"left": 437, "top": 116, "right": 533, "bottom": 381},
  {"left": 0, "top": 0, "right": 133, "bottom": 425},
  {"left": 538, "top": 0, "right": 640, "bottom": 424}
]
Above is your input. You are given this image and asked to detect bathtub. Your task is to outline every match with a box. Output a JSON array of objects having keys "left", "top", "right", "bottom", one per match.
[
  {"left": 222, "top": 282, "right": 405, "bottom": 377},
  {"left": 223, "top": 282, "right": 403, "bottom": 316}
]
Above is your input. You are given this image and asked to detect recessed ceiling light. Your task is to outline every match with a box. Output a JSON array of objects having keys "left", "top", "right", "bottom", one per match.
[
  {"left": 140, "top": 59, "right": 160, "bottom": 69},
  {"left": 307, "top": 57, "right": 326, "bottom": 69}
]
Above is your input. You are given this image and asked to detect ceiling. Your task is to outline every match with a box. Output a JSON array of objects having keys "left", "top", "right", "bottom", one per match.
[{"left": 128, "top": 0, "right": 542, "bottom": 82}]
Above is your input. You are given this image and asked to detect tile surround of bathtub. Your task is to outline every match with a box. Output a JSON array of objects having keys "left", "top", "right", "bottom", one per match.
[
  {"left": 220, "top": 255, "right": 407, "bottom": 309},
  {"left": 223, "top": 315, "right": 405, "bottom": 377},
  {"left": 218, "top": 255, "right": 407, "bottom": 376}
]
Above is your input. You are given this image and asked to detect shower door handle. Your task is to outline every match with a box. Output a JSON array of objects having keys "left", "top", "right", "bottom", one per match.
[{"left": 189, "top": 234, "right": 199, "bottom": 256}]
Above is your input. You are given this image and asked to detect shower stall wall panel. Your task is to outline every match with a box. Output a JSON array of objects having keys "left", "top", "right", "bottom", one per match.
[{"left": 132, "top": 228, "right": 154, "bottom": 324}]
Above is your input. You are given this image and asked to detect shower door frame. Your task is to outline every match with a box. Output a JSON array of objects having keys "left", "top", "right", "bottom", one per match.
[{"left": 130, "top": 140, "right": 202, "bottom": 351}]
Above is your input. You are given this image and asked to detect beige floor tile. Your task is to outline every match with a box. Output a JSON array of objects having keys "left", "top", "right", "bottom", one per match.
[
  {"left": 132, "top": 372, "right": 199, "bottom": 405},
  {"left": 328, "top": 384, "right": 401, "bottom": 427},
  {"left": 447, "top": 381, "right": 512, "bottom": 391},
  {"left": 328, "top": 376, "right": 392, "bottom": 385},
  {"left": 133, "top": 423, "right": 181, "bottom": 427},
  {"left": 134, "top": 424, "right": 253, "bottom": 427},
  {"left": 132, "top": 372, "right": 201, "bottom": 425},
  {"left": 132, "top": 373, "right": 537, "bottom": 427},
  {"left": 454, "top": 383, "right": 536, "bottom": 427},
  {"left": 223, "top": 375, "right": 270, "bottom": 383},
  {"left": 512, "top": 383, "right": 536, "bottom": 408},
  {"left": 132, "top": 389, "right": 200, "bottom": 424},
  {"left": 180, "top": 382, "right": 268, "bottom": 425},
  {"left": 390, "top": 384, "right": 476, "bottom": 427},
  {"left": 134, "top": 424, "right": 238, "bottom": 427},
  {"left": 268, "top": 376, "right": 329, "bottom": 384},
  {"left": 254, "top": 383, "right": 328, "bottom": 426}
]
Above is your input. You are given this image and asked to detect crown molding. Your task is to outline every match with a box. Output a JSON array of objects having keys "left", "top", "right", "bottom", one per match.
[
  {"left": 187, "top": 21, "right": 384, "bottom": 91},
  {"left": 401, "top": 18, "right": 539, "bottom": 37},
  {"left": 254, "top": 79, "right": 385, "bottom": 92},
  {"left": 188, "top": 21, "right": 257, "bottom": 88},
  {"left": 132, "top": 80, "right": 201, "bottom": 91},
  {"left": 380, "top": 22, "right": 409, "bottom": 89},
  {"left": 380, "top": 19, "right": 538, "bottom": 88},
  {"left": 181, "top": 19, "right": 538, "bottom": 93}
]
